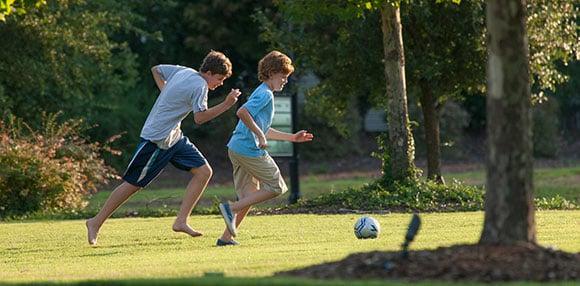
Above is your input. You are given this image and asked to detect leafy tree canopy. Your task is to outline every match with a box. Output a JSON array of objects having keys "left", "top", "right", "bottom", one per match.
[
  {"left": 259, "top": 0, "right": 578, "bottom": 130},
  {"left": 0, "top": 0, "right": 45, "bottom": 21},
  {"left": 0, "top": 0, "right": 144, "bottom": 145}
]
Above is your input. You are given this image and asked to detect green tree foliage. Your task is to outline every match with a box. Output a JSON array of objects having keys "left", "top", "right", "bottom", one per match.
[
  {"left": 557, "top": 61, "right": 580, "bottom": 135},
  {"left": 0, "top": 114, "right": 118, "bottom": 218},
  {"left": 259, "top": 0, "right": 578, "bottom": 177},
  {"left": 256, "top": 1, "right": 382, "bottom": 135},
  {"left": 180, "top": 0, "right": 274, "bottom": 84},
  {"left": 403, "top": 1, "right": 486, "bottom": 109},
  {"left": 125, "top": 0, "right": 275, "bottom": 85},
  {"left": 0, "top": 0, "right": 143, "bottom": 143},
  {"left": 258, "top": 0, "right": 461, "bottom": 183},
  {"left": 0, "top": 0, "right": 159, "bottom": 170},
  {"left": 0, "top": 0, "right": 45, "bottom": 21},
  {"left": 528, "top": 0, "right": 579, "bottom": 101},
  {"left": 159, "top": 0, "right": 277, "bottom": 141},
  {"left": 255, "top": 0, "right": 383, "bottom": 163},
  {"left": 402, "top": 1, "right": 485, "bottom": 182},
  {"left": 113, "top": 0, "right": 278, "bottom": 162},
  {"left": 1, "top": 0, "right": 286, "bottom": 169}
]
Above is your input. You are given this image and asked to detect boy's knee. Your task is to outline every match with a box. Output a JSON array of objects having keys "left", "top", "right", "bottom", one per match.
[
  {"left": 262, "top": 184, "right": 286, "bottom": 196},
  {"left": 193, "top": 164, "right": 213, "bottom": 180},
  {"left": 121, "top": 181, "right": 142, "bottom": 194},
  {"left": 264, "top": 178, "right": 287, "bottom": 195}
]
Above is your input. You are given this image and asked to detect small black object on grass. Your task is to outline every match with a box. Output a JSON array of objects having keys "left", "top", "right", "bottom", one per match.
[{"left": 384, "top": 213, "right": 421, "bottom": 270}]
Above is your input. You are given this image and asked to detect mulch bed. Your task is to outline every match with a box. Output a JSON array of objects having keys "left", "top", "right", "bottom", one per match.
[{"left": 277, "top": 243, "right": 580, "bottom": 282}]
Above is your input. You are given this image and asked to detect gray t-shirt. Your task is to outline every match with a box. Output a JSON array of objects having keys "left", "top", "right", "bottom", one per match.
[{"left": 140, "top": 65, "right": 208, "bottom": 149}]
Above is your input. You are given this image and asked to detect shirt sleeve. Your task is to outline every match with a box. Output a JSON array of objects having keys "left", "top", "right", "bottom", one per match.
[
  {"left": 156, "top": 65, "right": 187, "bottom": 82},
  {"left": 242, "top": 90, "right": 272, "bottom": 117},
  {"left": 191, "top": 84, "right": 208, "bottom": 113}
]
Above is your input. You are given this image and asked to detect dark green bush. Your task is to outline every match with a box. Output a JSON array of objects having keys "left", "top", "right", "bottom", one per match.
[
  {"left": 0, "top": 114, "right": 119, "bottom": 218},
  {"left": 297, "top": 179, "right": 484, "bottom": 212},
  {"left": 295, "top": 179, "right": 577, "bottom": 212}
]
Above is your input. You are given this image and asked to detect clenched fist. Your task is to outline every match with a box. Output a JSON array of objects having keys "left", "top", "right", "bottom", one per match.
[{"left": 225, "top": 88, "right": 241, "bottom": 107}]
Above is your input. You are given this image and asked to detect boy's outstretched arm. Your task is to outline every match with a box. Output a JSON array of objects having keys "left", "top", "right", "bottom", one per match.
[
  {"left": 194, "top": 89, "right": 241, "bottom": 125},
  {"left": 267, "top": 128, "right": 314, "bottom": 143},
  {"left": 151, "top": 66, "right": 166, "bottom": 91},
  {"left": 237, "top": 107, "right": 268, "bottom": 149}
]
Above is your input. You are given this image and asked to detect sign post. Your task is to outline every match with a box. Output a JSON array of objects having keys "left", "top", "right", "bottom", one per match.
[{"left": 267, "top": 95, "right": 300, "bottom": 204}]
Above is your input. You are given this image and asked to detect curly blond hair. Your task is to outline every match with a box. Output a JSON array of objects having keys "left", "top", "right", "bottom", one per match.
[
  {"left": 200, "top": 50, "right": 232, "bottom": 77},
  {"left": 258, "top": 51, "right": 294, "bottom": 81}
]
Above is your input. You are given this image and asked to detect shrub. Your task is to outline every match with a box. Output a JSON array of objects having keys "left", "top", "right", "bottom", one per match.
[
  {"left": 295, "top": 178, "right": 577, "bottom": 212},
  {"left": 535, "top": 195, "right": 577, "bottom": 210},
  {"left": 296, "top": 179, "right": 485, "bottom": 212},
  {"left": 0, "top": 114, "right": 119, "bottom": 218}
]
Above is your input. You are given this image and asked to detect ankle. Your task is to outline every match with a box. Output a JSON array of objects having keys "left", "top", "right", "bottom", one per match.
[
  {"left": 87, "top": 218, "right": 100, "bottom": 228},
  {"left": 228, "top": 202, "right": 240, "bottom": 213},
  {"left": 173, "top": 219, "right": 188, "bottom": 226}
]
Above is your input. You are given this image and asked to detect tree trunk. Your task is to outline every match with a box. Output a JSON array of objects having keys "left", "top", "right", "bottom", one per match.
[
  {"left": 480, "top": 0, "right": 536, "bottom": 244},
  {"left": 419, "top": 84, "right": 444, "bottom": 184},
  {"left": 380, "top": 3, "right": 415, "bottom": 183}
]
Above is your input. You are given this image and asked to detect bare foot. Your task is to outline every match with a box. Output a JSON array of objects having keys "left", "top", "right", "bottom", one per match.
[
  {"left": 86, "top": 219, "right": 99, "bottom": 246},
  {"left": 172, "top": 222, "right": 203, "bottom": 237}
]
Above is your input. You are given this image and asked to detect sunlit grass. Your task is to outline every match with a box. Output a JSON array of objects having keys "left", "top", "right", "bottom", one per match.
[{"left": 1, "top": 211, "right": 578, "bottom": 284}]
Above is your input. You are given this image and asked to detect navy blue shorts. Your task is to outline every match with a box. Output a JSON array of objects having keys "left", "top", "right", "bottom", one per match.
[{"left": 122, "top": 136, "right": 207, "bottom": 187}]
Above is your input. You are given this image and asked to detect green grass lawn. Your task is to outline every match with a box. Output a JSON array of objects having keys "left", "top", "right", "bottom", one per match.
[
  {"left": 86, "top": 166, "right": 580, "bottom": 216},
  {"left": 1, "top": 211, "right": 579, "bottom": 285}
]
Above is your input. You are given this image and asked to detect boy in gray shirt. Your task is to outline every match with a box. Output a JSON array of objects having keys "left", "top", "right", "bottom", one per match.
[{"left": 86, "top": 51, "right": 241, "bottom": 245}]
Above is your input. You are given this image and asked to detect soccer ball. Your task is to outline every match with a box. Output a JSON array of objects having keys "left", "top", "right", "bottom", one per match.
[{"left": 354, "top": 216, "right": 380, "bottom": 239}]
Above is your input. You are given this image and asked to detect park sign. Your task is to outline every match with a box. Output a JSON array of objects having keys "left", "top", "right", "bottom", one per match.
[
  {"left": 268, "top": 93, "right": 300, "bottom": 204},
  {"left": 267, "top": 95, "right": 293, "bottom": 157}
]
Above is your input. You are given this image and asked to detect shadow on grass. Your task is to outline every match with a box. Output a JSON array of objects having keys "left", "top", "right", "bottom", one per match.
[
  {"left": 3, "top": 248, "right": 51, "bottom": 255},
  {"left": 77, "top": 251, "right": 122, "bottom": 258},
  {"left": 94, "top": 240, "right": 182, "bottom": 249},
  {"left": 2, "top": 276, "right": 492, "bottom": 286}
]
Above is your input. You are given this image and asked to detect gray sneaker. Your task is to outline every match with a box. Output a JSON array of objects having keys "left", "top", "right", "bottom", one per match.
[
  {"left": 216, "top": 238, "right": 240, "bottom": 247},
  {"left": 219, "top": 202, "right": 237, "bottom": 237}
]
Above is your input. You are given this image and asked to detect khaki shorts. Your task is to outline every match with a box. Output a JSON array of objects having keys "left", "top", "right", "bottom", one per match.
[{"left": 228, "top": 149, "right": 288, "bottom": 198}]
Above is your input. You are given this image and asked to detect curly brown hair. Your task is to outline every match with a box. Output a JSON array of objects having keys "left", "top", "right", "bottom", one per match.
[
  {"left": 258, "top": 51, "right": 294, "bottom": 81},
  {"left": 199, "top": 50, "right": 232, "bottom": 77}
]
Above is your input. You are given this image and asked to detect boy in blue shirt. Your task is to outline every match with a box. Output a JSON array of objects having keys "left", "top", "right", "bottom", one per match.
[
  {"left": 86, "top": 51, "right": 241, "bottom": 245},
  {"left": 217, "top": 51, "right": 314, "bottom": 246}
]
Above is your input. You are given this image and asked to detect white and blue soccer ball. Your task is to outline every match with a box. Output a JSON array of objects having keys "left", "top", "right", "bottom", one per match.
[{"left": 354, "top": 216, "right": 380, "bottom": 239}]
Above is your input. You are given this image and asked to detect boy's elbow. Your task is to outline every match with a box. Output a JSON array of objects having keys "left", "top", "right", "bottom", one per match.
[
  {"left": 194, "top": 114, "right": 205, "bottom": 125},
  {"left": 236, "top": 108, "right": 246, "bottom": 119}
]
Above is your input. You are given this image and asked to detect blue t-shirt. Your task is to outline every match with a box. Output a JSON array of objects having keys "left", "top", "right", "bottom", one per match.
[{"left": 227, "top": 83, "right": 274, "bottom": 157}]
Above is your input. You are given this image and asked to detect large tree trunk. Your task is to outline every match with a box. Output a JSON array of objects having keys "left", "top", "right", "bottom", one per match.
[
  {"left": 419, "top": 83, "right": 444, "bottom": 184},
  {"left": 480, "top": 0, "right": 536, "bottom": 244},
  {"left": 380, "top": 3, "right": 415, "bottom": 183}
]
